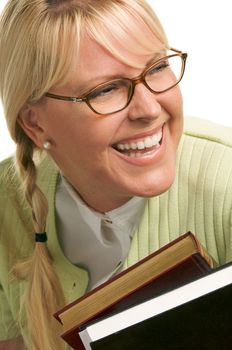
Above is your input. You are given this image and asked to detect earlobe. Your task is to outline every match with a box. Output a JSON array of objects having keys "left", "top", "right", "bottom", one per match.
[{"left": 18, "top": 104, "right": 45, "bottom": 148}]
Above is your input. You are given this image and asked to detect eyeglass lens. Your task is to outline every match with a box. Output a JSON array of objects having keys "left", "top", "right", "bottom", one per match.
[{"left": 88, "top": 55, "right": 183, "bottom": 114}]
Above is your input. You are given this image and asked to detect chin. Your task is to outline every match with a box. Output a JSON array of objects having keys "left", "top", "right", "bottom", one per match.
[{"left": 134, "top": 167, "right": 176, "bottom": 198}]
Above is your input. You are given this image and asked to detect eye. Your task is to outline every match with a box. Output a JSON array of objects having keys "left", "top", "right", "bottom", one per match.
[
  {"left": 147, "top": 60, "right": 169, "bottom": 75},
  {"left": 88, "top": 82, "right": 121, "bottom": 100}
]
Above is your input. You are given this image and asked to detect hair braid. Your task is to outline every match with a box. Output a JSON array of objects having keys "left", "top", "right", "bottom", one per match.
[{"left": 15, "top": 129, "right": 65, "bottom": 350}]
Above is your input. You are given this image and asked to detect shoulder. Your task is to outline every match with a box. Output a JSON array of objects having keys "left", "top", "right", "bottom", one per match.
[
  {"left": 0, "top": 154, "right": 58, "bottom": 250},
  {"left": 0, "top": 155, "right": 20, "bottom": 191},
  {"left": 177, "top": 119, "right": 232, "bottom": 248},
  {"left": 183, "top": 117, "right": 232, "bottom": 148},
  {"left": 0, "top": 154, "right": 58, "bottom": 197},
  {"left": 179, "top": 117, "right": 232, "bottom": 176},
  {"left": 151, "top": 118, "right": 232, "bottom": 265},
  {"left": 0, "top": 156, "right": 59, "bottom": 280}
]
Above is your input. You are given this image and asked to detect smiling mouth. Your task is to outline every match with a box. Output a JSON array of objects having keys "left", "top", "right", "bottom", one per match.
[{"left": 112, "top": 128, "right": 163, "bottom": 158}]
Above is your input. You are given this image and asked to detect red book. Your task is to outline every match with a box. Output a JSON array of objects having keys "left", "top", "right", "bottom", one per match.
[{"left": 54, "top": 232, "right": 213, "bottom": 349}]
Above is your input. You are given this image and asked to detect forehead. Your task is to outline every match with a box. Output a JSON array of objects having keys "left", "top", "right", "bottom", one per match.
[{"left": 74, "top": 33, "right": 164, "bottom": 87}]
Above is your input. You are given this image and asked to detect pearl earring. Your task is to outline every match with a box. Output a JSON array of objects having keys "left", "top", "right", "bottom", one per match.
[{"left": 43, "top": 141, "right": 51, "bottom": 150}]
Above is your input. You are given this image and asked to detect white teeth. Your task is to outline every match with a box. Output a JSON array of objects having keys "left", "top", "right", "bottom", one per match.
[
  {"left": 116, "top": 129, "right": 162, "bottom": 152},
  {"left": 136, "top": 152, "right": 143, "bottom": 158},
  {"left": 144, "top": 137, "right": 153, "bottom": 148},
  {"left": 125, "top": 143, "right": 161, "bottom": 158},
  {"left": 131, "top": 143, "right": 137, "bottom": 150},
  {"left": 137, "top": 141, "right": 145, "bottom": 150}
]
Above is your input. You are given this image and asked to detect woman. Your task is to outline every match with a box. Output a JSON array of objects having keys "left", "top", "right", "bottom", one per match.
[{"left": 0, "top": 1, "right": 232, "bottom": 349}]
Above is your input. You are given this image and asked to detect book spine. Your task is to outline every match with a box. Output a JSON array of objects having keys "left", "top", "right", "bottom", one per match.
[
  {"left": 191, "top": 253, "right": 212, "bottom": 272},
  {"left": 61, "top": 328, "right": 86, "bottom": 350},
  {"left": 191, "top": 234, "right": 214, "bottom": 268}
]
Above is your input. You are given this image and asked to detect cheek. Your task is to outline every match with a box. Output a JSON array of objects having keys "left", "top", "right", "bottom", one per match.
[
  {"left": 45, "top": 109, "right": 118, "bottom": 156},
  {"left": 161, "top": 88, "right": 184, "bottom": 150},
  {"left": 161, "top": 87, "right": 184, "bottom": 139},
  {"left": 163, "top": 87, "right": 183, "bottom": 116}
]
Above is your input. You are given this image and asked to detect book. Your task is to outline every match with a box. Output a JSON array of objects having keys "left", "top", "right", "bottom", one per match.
[
  {"left": 55, "top": 232, "right": 213, "bottom": 349},
  {"left": 80, "top": 263, "right": 232, "bottom": 350}
]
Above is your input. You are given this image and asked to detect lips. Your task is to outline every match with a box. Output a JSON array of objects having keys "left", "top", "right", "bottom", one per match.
[{"left": 112, "top": 128, "right": 163, "bottom": 157}]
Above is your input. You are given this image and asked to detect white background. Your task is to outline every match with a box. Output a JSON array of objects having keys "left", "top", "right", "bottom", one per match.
[{"left": 0, "top": 0, "right": 232, "bottom": 161}]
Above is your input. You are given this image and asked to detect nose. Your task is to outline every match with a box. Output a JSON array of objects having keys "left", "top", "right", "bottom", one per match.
[{"left": 127, "top": 83, "right": 162, "bottom": 122}]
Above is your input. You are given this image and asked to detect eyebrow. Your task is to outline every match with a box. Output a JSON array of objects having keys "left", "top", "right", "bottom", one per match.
[
  {"left": 145, "top": 49, "right": 167, "bottom": 67},
  {"left": 74, "top": 49, "right": 167, "bottom": 95}
]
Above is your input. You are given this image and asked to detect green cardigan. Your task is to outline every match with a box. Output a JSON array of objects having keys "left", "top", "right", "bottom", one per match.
[{"left": 0, "top": 117, "right": 232, "bottom": 341}]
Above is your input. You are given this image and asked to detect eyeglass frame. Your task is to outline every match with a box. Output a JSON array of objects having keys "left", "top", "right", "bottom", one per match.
[{"left": 44, "top": 48, "right": 187, "bottom": 115}]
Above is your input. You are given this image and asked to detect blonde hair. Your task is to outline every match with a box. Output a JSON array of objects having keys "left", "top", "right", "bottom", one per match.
[{"left": 0, "top": 1, "right": 168, "bottom": 349}]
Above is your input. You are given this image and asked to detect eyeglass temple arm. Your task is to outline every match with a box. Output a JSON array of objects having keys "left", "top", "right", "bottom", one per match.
[
  {"left": 45, "top": 92, "right": 83, "bottom": 103},
  {"left": 170, "top": 47, "right": 187, "bottom": 55}
]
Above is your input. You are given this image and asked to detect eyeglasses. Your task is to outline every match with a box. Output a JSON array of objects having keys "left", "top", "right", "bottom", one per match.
[{"left": 45, "top": 48, "right": 187, "bottom": 115}]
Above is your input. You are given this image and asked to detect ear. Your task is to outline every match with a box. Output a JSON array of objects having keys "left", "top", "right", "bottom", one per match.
[{"left": 18, "top": 104, "right": 45, "bottom": 149}]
